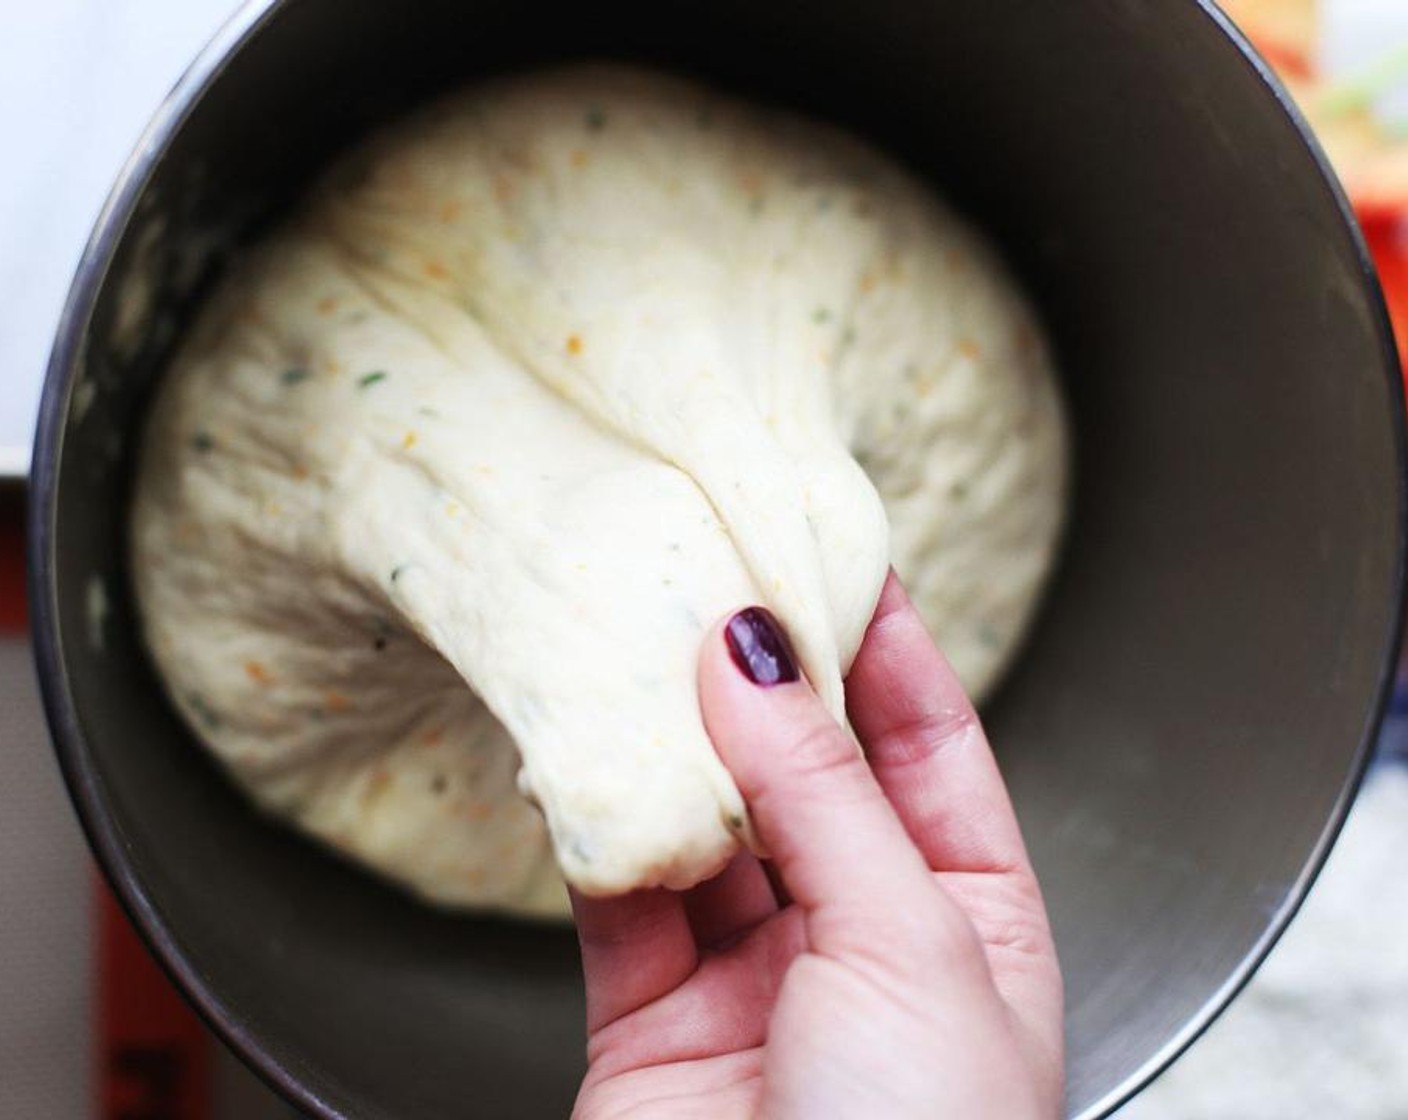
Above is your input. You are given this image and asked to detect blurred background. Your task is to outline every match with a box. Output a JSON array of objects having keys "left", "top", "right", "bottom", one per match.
[{"left": 2, "top": 1, "right": 1407, "bottom": 1116}]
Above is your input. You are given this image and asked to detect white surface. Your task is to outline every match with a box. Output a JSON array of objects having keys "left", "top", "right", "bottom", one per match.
[
  {"left": 1324, "top": 0, "right": 1408, "bottom": 124},
  {"left": 1120, "top": 766, "right": 1408, "bottom": 1119},
  {"left": 0, "top": 0, "right": 241, "bottom": 476}
]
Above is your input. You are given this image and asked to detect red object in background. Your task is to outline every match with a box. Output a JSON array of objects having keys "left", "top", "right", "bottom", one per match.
[
  {"left": 1257, "top": 40, "right": 1315, "bottom": 83},
  {"left": 0, "top": 490, "right": 211, "bottom": 1120},
  {"left": 0, "top": 487, "right": 25, "bottom": 631},
  {"left": 1361, "top": 211, "right": 1408, "bottom": 379},
  {"left": 98, "top": 890, "right": 211, "bottom": 1120}
]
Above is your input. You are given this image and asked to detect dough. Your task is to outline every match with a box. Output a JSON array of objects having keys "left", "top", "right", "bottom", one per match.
[{"left": 131, "top": 65, "right": 1067, "bottom": 918}]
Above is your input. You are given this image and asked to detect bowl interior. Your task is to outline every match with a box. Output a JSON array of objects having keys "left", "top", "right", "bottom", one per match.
[{"left": 33, "top": 1, "right": 1403, "bottom": 1117}]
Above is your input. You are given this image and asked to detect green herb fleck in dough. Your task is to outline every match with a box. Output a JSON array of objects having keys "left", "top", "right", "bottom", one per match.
[
  {"left": 585, "top": 107, "right": 607, "bottom": 131},
  {"left": 357, "top": 371, "right": 388, "bottom": 389},
  {"left": 281, "top": 367, "right": 310, "bottom": 386},
  {"left": 390, "top": 564, "right": 409, "bottom": 584},
  {"left": 812, "top": 307, "right": 832, "bottom": 324},
  {"left": 949, "top": 479, "right": 970, "bottom": 501},
  {"left": 186, "top": 692, "right": 222, "bottom": 730},
  {"left": 727, "top": 813, "right": 744, "bottom": 831},
  {"left": 372, "top": 617, "right": 396, "bottom": 651},
  {"left": 431, "top": 774, "right": 448, "bottom": 795},
  {"left": 841, "top": 327, "right": 857, "bottom": 348},
  {"left": 191, "top": 431, "right": 216, "bottom": 453}
]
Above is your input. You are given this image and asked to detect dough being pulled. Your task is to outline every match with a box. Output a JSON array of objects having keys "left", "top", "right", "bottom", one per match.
[{"left": 131, "top": 65, "right": 1067, "bottom": 918}]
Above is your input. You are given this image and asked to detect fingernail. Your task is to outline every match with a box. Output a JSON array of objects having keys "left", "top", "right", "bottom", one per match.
[{"left": 725, "top": 607, "right": 800, "bottom": 687}]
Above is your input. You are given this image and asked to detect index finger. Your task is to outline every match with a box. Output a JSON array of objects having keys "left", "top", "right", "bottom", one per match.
[
  {"left": 696, "top": 608, "right": 939, "bottom": 927},
  {"left": 846, "top": 572, "right": 1032, "bottom": 877}
]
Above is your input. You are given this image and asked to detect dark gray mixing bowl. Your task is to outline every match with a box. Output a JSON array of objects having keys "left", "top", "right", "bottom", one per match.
[{"left": 29, "top": 0, "right": 1406, "bottom": 1116}]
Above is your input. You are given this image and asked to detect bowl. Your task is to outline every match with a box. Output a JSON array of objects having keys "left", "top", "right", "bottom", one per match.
[{"left": 29, "top": 1, "right": 1405, "bottom": 1116}]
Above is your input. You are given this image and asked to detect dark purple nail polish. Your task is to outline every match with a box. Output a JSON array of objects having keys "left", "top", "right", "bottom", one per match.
[{"left": 725, "top": 607, "right": 800, "bottom": 687}]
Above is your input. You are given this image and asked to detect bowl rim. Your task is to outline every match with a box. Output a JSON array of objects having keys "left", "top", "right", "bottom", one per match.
[{"left": 26, "top": 1, "right": 1408, "bottom": 1117}]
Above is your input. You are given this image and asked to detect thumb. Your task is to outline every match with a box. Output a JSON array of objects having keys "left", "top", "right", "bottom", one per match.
[{"left": 698, "top": 607, "right": 952, "bottom": 959}]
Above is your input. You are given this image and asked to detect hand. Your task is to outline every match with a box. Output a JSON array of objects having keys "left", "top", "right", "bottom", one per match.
[{"left": 570, "top": 573, "right": 1064, "bottom": 1119}]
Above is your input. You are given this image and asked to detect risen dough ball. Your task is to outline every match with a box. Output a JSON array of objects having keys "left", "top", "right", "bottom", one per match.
[{"left": 131, "top": 65, "right": 1067, "bottom": 918}]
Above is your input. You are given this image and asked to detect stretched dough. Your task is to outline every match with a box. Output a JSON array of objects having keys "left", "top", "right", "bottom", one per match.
[{"left": 131, "top": 65, "right": 1067, "bottom": 918}]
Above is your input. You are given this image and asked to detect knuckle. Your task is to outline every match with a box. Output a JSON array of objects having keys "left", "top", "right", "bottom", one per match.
[
  {"left": 947, "top": 869, "right": 1057, "bottom": 965},
  {"left": 744, "top": 716, "right": 875, "bottom": 829},
  {"left": 786, "top": 718, "right": 865, "bottom": 784},
  {"left": 824, "top": 895, "right": 984, "bottom": 978},
  {"left": 986, "top": 914, "right": 1054, "bottom": 964},
  {"left": 980, "top": 877, "right": 1057, "bottom": 963},
  {"left": 867, "top": 701, "right": 981, "bottom": 768}
]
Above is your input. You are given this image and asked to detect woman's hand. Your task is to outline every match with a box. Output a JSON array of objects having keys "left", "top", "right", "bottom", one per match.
[{"left": 571, "top": 573, "right": 1064, "bottom": 1119}]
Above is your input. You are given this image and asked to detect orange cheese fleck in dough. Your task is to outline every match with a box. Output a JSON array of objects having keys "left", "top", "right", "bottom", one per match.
[
  {"left": 566, "top": 334, "right": 584, "bottom": 355},
  {"left": 959, "top": 338, "right": 982, "bottom": 361},
  {"left": 244, "top": 660, "right": 274, "bottom": 686},
  {"left": 316, "top": 296, "right": 339, "bottom": 316},
  {"left": 402, "top": 431, "right": 418, "bottom": 450},
  {"left": 325, "top": 690, "right": 352, "bottom": 713},
  {"left": 366, "top": 769, "right": 392, "bottom": 800},
  {"left": 424, "top": 260, "right": 449, "bottom": 281}
]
